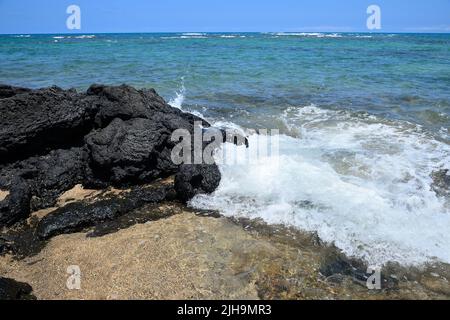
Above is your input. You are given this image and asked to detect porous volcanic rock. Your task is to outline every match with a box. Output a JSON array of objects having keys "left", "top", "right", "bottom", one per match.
[
  {"left": 0, "top": 84, "right": 225, "bottom": 228},
  {"left": 174, "top": 164, "right": 222, "bottom": 203},
  {"left": 36, "top": 184, "right": 173, "bottom": 240},
  {"left": 0, "top": 277, "right": 34, "bottom": 300}
]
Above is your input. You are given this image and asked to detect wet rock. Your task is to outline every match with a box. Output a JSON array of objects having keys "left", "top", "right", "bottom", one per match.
[
  {"left": 0, "top": 277, "right": 34, "bottom": 300},
  {"left": 214, "top": 127, "right": 249, "bottom": 148},
  {"left": 420, "top": 276, "right": 450, "bottom": 296},
  {"left": 320, "top": 248, "right": 399, "bottom": 290},
  {"left": 36, "top": 185, "right": 172, "bottom": 240},
  {"left": 319, "top": 249, "right": 369, "bottom": 283},
  {"left": 36, "top": 199, "right": 133, "bottom": 240},
  {"left": 174, "top": 164, "right": 221, "bottom": 203},
  {"left": 87, "top": 201, "right": 184, "bottom": 238},
  {"left": 0, "top": 178, "right": 31, "bottom": 227},
  {"left": 431, "top": 169, "right": 450, "bottom": 198}
]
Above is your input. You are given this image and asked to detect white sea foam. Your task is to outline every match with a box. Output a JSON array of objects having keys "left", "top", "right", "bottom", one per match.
[
  {"left": 273, "top": 32, "right": 343, "bottom": 38},
  {"left": 174, "top": 33, "right": 208, "bottom": 39},
  {"left": 163, "top": 35, "right": 208, "bottom": 39},
  {"left": 274, "top": 32, "right": 322, "bottom": 36},
  {"left": 191, "top": 105, "right": 450, "bottom": 266},
  {"left": 75, "top": 35, "right": 96, "bottom": 39},
  {"left": 324, "top": 33, "right": 343, "bottom": 38},
  {"left": 182, "top": 33, "right": 206, "bottom": 36},
  {"left": 168, "top": 80, "right": 186, "bottom": 110},
  {"left": 52, "top": 35, "right": 95, "bottom": 39},
  {"left": 219, "top": 35, "right": 246, "bottom": 38},
  {"left": 180, "top": 35, "right": 207, "bottom": 39},
  {"left": 212, "top": 121, "right": 247, "bottom": 137}
]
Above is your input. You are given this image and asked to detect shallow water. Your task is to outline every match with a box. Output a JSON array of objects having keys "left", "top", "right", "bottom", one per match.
[{"left": 1, "top": 32, "right": 449, "bottom": 266}]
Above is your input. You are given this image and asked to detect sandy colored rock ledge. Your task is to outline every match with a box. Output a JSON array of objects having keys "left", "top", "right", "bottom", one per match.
[
  {"left": 2, "top": 211, "right": 450, "bottom": 300},
  {"left": 1, "top": 213, "right": 261, "bottom": 300}
]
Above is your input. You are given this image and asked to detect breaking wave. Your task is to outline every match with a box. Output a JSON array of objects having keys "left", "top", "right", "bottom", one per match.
[{"left": 191, "top": 104, "right": 450, "bottom": 266}]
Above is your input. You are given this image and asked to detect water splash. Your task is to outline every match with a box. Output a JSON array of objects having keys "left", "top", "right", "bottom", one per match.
[
  {"left": 191, "top": 105, "right": 450, "bottom": 266},
  {"left": 168, "top": 77, "right": 186, "bottom": 110}
]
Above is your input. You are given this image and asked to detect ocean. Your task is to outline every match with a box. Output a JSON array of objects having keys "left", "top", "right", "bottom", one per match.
[{"left": 1, "top": 32, "right": 449, "bottom": 266}]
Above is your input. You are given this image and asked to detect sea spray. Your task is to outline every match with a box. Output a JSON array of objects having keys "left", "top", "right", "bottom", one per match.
[
  {"left": 191, "top": 105, "right": 450, "bottom": 266},
  {"left": 168, "top": 77, "right": 186, "bottom": 110}
]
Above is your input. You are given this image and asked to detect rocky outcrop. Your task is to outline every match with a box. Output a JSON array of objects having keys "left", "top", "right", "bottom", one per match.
[
  {"left": 0, "top": 277, "right": 34, "bottom": 300},
  {"left": 175, "top": 164, "right": 222, "bottom": 203},
  {"left": 0, "top": 84, "right": 230, "bottom": 229},
  {"left": 0, "top": 86, "right": 96, "bottom": 164}
]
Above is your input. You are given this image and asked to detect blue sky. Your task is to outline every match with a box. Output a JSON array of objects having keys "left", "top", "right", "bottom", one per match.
[{"left": 0, "top": 0, "right": 449, "bottom": 34}]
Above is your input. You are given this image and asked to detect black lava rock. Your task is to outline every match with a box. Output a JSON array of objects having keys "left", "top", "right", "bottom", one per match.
[
  {"left": 85, "top": 84, "right": 207, "bottom": 129},
  {"left": 0, "top": 237, "right": 9, "bottom": 254},
  {"left": 174, "top": 164, "right": 222, "bottom": 203},
  {"left": 85, "top": 117, "right": 178, "bottom": 185},
  {"left": 0, "top": 84, "right": 225, "bottom": 228},
  {"left": 0, "top": 84, "right": 30, "bottom": 99},
  {"left": 36, "top": 185, "right": 171, "bottom": 240},
  {"left": 0, "top": 85, "right": 97, "bottom": 164},
  {"left": 0, "top": 277, "right": 34, "bottom": 300},
  {"left": 0, "top": 178, "right": 31, "bottom": 227},
  {"left": 0, "top": 147, "right": 89, "bottom": 212}
]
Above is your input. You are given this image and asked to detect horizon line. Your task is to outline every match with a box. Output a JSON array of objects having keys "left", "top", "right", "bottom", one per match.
[{"left": 1, "top": 30, "right": 450, "bottom": 36}]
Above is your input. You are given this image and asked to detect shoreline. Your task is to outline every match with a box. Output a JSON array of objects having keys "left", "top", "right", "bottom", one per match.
[
  {"left": 1, "top": 83, "right": 449, "bottom": 300},
  {"left": 1, "top": 182, "right": 450, "bottom": 300}
]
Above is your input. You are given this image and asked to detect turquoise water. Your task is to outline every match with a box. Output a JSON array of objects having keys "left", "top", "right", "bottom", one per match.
[
  {"left": 1, "top": 32, "right": 450, "bottom": 265},
  {"left": 1, "top": 32, "right": 449, "bottom": 136}
]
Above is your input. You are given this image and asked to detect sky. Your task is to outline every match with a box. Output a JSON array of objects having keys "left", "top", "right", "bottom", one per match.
[{"left": 0, "top": 0, "right": 449, "bottom": 34}]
